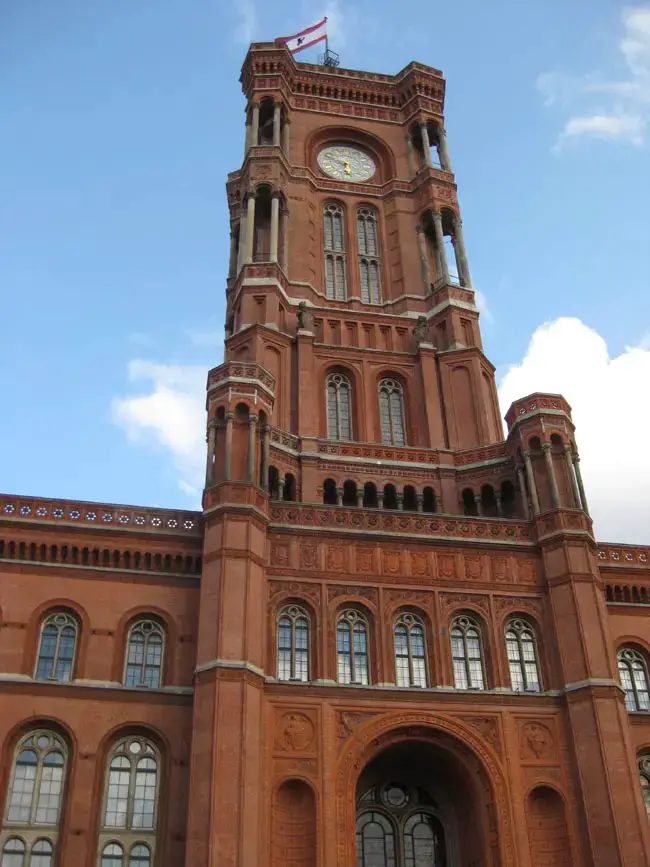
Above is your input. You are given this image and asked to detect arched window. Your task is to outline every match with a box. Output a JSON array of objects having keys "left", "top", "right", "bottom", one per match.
[
  {"left": 337, "top": 610, "right": 370, "bottom": 685},
  {"left": 356, "top": 812, "right": 395, "bottom": 867},
  {"left": 277, "top": 605, "right": 310, "bottom": 682},
  {"left": 99, "top": 736, "right": 159, "bottom": 864},
  {"left": 506, "top": 618, "right": 541, "bottom": 692},
  {"left": 638, "top": 755, "right": 650, "bottom": 817},
  {"left": 357, "top": 207, "right": 381, "bottom": 304},
  {"left": 1, "top": 731, "right": 67, "bottom": 862},
  {"left": 451, "top": 615, "right": 485, "bottom": 689},
  {"left": 393, "top": 613, "right": 427, "bottom": 688},
  {"left": 326, "top": 373, "right": 352, "bottom": 440},
  {"left": 35, "top": 612, "right": 78, "bottom": 682},
  {"left": 124, "top": 620, "right": 165, "bottom": 689},
  {"left": 379, "top": 379, "right": 406, "bottom": 447},
  {"left": 323, "top": 203, "right": 347, "bottom": 300},
  {"left": 618, "top": 648, "right": 650, "bottom": 711}
]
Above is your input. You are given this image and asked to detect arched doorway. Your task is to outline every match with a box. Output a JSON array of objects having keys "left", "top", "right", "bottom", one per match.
[{"left": 339, "top": 718, "right": 511, "bottom": 867}]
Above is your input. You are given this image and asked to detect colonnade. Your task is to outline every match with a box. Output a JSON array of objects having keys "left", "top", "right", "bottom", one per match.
[
  {"left": 205, "top": 414, "right": 271, "bottom": 487},
  {"left": 521, "top": 442, "right": 589, "bottom": 517}
]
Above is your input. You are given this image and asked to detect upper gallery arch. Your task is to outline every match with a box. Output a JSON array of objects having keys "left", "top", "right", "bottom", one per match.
[{"left": 306, "top": 126, "right": 395, "bottom": 183}]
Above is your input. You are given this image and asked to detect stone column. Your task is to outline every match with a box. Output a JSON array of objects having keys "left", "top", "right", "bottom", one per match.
[
  {"left": 260, "top": 426, "right": 270, "bottom": 491},
  {"left": 377, "top": 491, "right": 385, "bottom": 509},
  {"left": 356, "top": 489, "right": 364, "bottom": 507},
  {"left": 416, "top": 226, "right": 431, "bottom": 292},
  {"left": 495, "top": 492, "right": 503, "bottom": 518},
  {"left": 336, "top": 486, "right": 344, "bottom": 507},
  {"left": 273, "top": 103, "right": 282, "bottom": 147},
  {"left": 420, "top": 122, "right": 433, "bottom": 167},
  {"left": 205, "top": 422, "right": 216, "bottom": 487},
  {"left": 277, "top": 475, "right": 286, "bottom": 501},
  {"left": 405, "top": 135, "right": 416, "bottom": 176},
  {"left": 523, "top": 450, "right": 540, "bottom": 515},
  {"left": 282, "top": 119, "right": 290, "bottom": 156},
  {"left": 247, "top": 414, "right": 258, "bottom": 483},
  {"left": 250, "top": 103, "right": 260, "bottom": 148},
  {"left": 281, "top": 207, "right": 289, "bottom": 272},
  {"left": 564, "top": 444, "right": 582, "bottom": 509},
  {"left": 452, "top": 217, "right": 472, "bottom": 288},
  {"left": 416, "top": 492, "right": 424, "bottom": 513},
  {"left": 245, "top": 192, "right": 256, "bottom": 264},
  {"left": 244, "top": 118, "right": 251, "bottom": 157},
  {"left": 224, "top": 412, "right": 234, "bottom": 481},
  {"left": 438, "top": 126, "right": 452, "bottom": 172},
  {"left": 573, "top": 455, "right": 590, "bottom": 516},
  {"left": 236, "top": 215, "right": 247, "bottom": 273},
  {"left": 543, "top": 442, "right": 561, "bottom": 508},
  {"left": 228, "top": 229, "right": 238, "bottom": 277},
  {"left": 396, "top": 493, "right": 404, "bottom": 511},
  {"left": 474, "top": 494, "right": 483, "bottom": 517},
  {"left": 270, "top": 193, "right": 280, "bottom": 263},
  {"left": 516, "top": 464, "right": 532, "bottom": 520},
  {"left": 432, "top": 212, "right": 449, "bottom": 284}
]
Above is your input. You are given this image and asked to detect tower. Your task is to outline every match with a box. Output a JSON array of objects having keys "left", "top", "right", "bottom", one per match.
[{"left": 185, "top": 42, "right": 650, "bottom": 867}]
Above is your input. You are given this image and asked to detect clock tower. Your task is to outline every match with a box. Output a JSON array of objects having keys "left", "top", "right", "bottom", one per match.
[{"left": 184, "top": 41, "right": 650, "bottom": 867}]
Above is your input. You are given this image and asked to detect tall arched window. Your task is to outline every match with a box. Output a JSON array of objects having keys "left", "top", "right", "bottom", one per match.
[
  {"left": 450, "top": 615, "right": 485, "bottom": 690},
  {"left": 638, "top": 755, "right": 650, "bottom": 818},
  {"left": 1, "top": 730, "right": 67, "bottom": 862},
  {"left": 505, "top": 618, "right": 541, "bottom": 692},
  {"left": 99, "top": 736, "right": 159, "bottom": 865},
  {"left": 393, "top": 613, "right": 427, "bottom": 688},
  {"left": 124, "top": 620, "right": 165, "bottom": 689},
  {"left": 35, "top": 612, "right": 78, "bottom": 682},
  {"left": 357, "top": 207, "right": 381, "bottom": 304},
  {"left": 323, "top": 203, "right": 347, "bottom": 300},
  {"left": 379, "top": 379, "right": 406, "bottom": 447},
  {"left": 337, "top": 610, "right": 370, "bottom": 685},
  {"left": 277, "top": 605, "right": 310, "bottom": 682},
  {"left": 326, "top": 373, "right": 352, "bottom": 441},
  {"left": 618, "top": 648, "right": 650, "bottom": 711}
]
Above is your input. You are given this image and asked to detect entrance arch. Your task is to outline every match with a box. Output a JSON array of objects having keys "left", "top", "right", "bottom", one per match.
[{"left": 337, "top": 714, "right": 514, "bottom": 867}]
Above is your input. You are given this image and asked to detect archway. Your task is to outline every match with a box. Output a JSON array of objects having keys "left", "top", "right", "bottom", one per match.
[{"left": 338, "top": 716, "right": 512, "bottom": 867}]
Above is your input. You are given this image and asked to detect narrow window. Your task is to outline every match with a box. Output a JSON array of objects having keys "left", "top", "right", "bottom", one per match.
[
  {"left": 450, "top": 616, "right": 485, "bottom": 689},
  {"left": 1, "top": 731, "right": 67, "bottom": 862},
  {"left": 124, "top": 620, "right": 165, "bottom": 689},
  {"left": 277, "top": 606, "right": 310, "bottom": 682},
  {"left": 323, "top": 203, "right": 347, "bottom": 300},
  {"left": 506, "top": 618, "right": 541, "bottom": 692},
  {"left": 618, "top": 648, "right": 650, "bottom": 711},
  {"left": 337, "top": 610, "right": 370, "bottom": 685},
  {"left": 356, "top": 812, "right": 396, "bottom": 867},
  {"left": 378, "top": 379, "right": 406, "bottom": 447},
  {"left": 326, "top": 373, "right": 352, "bottom": 440},
  {"left": 35, "top": 612, "right": 78, "bottom": 682},
  {"left": 639, "top": 755, "right": 650, "bottom": 818},
  {"left": 357, "top": 207, "right": 381, "bottom": 304},
  {"left": 393, "top": 613, "right": 427, "bottom": 687},
  {"left": 99, "top": 737, "right": 159, "bottom": 863}
]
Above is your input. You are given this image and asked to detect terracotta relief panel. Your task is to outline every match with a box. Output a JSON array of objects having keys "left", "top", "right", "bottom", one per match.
[
  {"left": 274, "top": 710, "right": 318, "bottom": 755},
  {"left": 518, "top": 719, "right": 558, "bottom": 763}
]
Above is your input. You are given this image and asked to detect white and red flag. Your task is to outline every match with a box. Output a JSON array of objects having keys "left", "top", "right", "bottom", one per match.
[{"left": 276, "top": 17, "right": 327, "bottom": 54}]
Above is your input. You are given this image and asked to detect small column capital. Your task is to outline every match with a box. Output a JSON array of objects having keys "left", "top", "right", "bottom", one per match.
[
  {"left": 541, "top": 442, "right": 552, "bottom": 453},
  {"left": 523, "top": 449, "right": 532, "bottom": 460}
]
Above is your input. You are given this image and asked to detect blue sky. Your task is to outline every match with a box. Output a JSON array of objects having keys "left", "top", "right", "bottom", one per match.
[{"left": 1, "top": 1, "right": 649, "bottom": 542}]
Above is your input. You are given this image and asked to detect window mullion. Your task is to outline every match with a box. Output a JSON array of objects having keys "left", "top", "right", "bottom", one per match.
[
  {"left": 127, "top": 758, "right": 136, "bottom": 829},
  {"left": 52, "top": 628, "right": 62, "bottom": 678},
  {"left": 349, "top": 623, "right": 356, "bottom": 683},
  {"left": 291, "top": 621, "right": 297, "bottom": 679},
  {"left": 31, "top": 757, "right": 44, "bottom": 824}
]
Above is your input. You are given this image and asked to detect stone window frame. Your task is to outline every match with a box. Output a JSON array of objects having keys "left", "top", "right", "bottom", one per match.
[
  {"left": 326, "top": 372, "right": 353, "bottom": 441},
  {"left": 450, "top": 614, "right": 486, "bottom": 690},
  {"left": 505, "top": 617, "right": 542, "bottom": 693},
  {"left": 123, "top": 619, "right": 166, "bottom": 689},
  {"left": 276, "top": 604, "right": 311, "bottom": 682},
  {"left": 323, "top": 201, "right": 347, "bottom": 301},
  {"left": 618, "top": 647, "right": 650, "bottom": 712},
  {"left": 378, "top": 378, "right": 406, "bottom": 447},
  {"left": 393, "top": 612, "right": 428, "bottom": 688},
  {"left": 336, "top": 609, "right": 370, "bottom": 685},
  {"left": 34, "top": 611, "right": 79, "bottom": 683}
]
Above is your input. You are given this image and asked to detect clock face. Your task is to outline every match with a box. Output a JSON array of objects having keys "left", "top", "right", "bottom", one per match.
[{"left": 318, "top": 145, "right": 376, "bottom": 182}]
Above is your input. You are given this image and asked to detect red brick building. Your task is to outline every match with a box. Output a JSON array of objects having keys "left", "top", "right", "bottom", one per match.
[{"left": 1, "top": 41, "right": 649, "bottom": 867}]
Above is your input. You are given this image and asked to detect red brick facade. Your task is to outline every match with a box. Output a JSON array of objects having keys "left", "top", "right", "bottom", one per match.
[{"left": 1, "top": 42, "right": 649, "bottom": 867}]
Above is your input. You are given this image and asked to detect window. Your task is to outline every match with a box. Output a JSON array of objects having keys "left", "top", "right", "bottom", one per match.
[
  {"left": 99, "top": 737, "right": 159, "bottom": 865},
  {"left": 506, "top": 618, "right": 541, "bottom": 692},
  {"left": 379, "top": 379, "right": 406, "bottom": 447},
  {"left": 324, "top": 203, "right": 347, "bottom": 300},
  {"left": 393, "top": 613, "right": 427, "bottom": 688},
  {"left": 450, "top": 616, "right": 485, "bottom": 690},
  {"left": 35, "top": 612, "right": 78, "bottom": 682},
  {"left": 337, "top": 610, "right": 370, "bottom": 685},
  {"left": 357, "top": 207, "right": 381, "bottom": 304},
  {"left": 1, "top": 731, "right": 67, "bottom": 864},
  {"left": 326, "top": 373, "right": 352, "bottom": 441},
  {"left": 639, "top": 755, "right": 650, "bottom": 818},
  {"left": 124, "top": 620, "right": 165, "bottom": 689},
  {"left": 356, "top": 812, "right": 395, "bottom": 867},
  {"left": 618, "top": 648, "right": 650, "bottom": 711},
  {"left": 277, "top": 606, "right": 310, "bottom": 682}
]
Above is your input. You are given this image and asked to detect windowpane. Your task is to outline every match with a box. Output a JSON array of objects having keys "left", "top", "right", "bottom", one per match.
[
  {"left": 7, "top": 750, "right": 38, "bottom": 823},
  {"left": 618, "top": 649, "right": 650, "bottom": 711},
  {"left": 379, "top": 380, "right": 405, "bottom": 447},
  {"left": 326, "top": 374, "right": 352, "bottom": 441},
  {"left": 34, "top": 753, "right": 64, "bottom": 824},
  {"left": 35, "top": 614, "right": 77, "bottom": 682},
  {"left": 394, "top": 618, "right": 427, "bottom": 688},
  {"left": 30, "top": 839, "right": 53, "bottom": 867},
  {"left": 101, "top": 843, "right": 125, "bottom": 867},
  {"left": 125, "top": 622, "right": 164, "bottom": 688},
  {"left": 335, "top": 257, "right": 346, "bottom": 300},
  {"left": 277, "top": 608, "right": 309, "bottom": 682},
  {"left": 1, "top": 838, "right": 25, "bottom": 867},
  {"left": 132, "top": 758, "right": 157, "bottom": 830},
  {"left": 360, "top": 260, "right": 370, "bottom": 304},
  {"left": 104, "top": 756, "right": 131, "bottom": 828},
  {"left": 325, "top": 255, "right": 335, "bottom": 299},
  {"left": 356, "top": 812, "right": 396, "bottom": 867},
  {"left": 641, "top": 773, "right": 650, "bottom": 818},
  {"left": 324, "top": 205, "right": 346, "bottom": 298},
  {"left": 129, "top": 844, "right": 151, "bottom": 866},
  {"left": 506, "top": 621, "right": 540, "bottom": 692}
]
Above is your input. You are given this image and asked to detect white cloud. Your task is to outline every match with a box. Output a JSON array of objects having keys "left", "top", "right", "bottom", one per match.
[
  {"left": 234, "top": 0, "right": 258, "bottom": 45},
  {"left": 474, "top": 289, "right": 493, "bottom": 324},
  {"left": 498, "top": 318, "right": 650, "bottom": 544},
  {"left": 111, "top": 360, "right": 206, "bottom": 499},
  {"left": 184, "top": 326, "right": 224, "bottom": 351},
  {"left": 539, "top": 3, "right": 650, "bottom": 149}
]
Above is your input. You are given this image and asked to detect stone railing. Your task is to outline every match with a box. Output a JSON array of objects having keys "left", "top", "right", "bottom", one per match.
[
  {"left": 268, "top": 504, "right": 532, "bottom": 544},
  {"left": 317, "top": 441, "right": 441, "bottom": 465},
  {"left": 207, "top": 361, "right": 275, "bottom": 393},
  {"left": 454, "top": 443, "right": 508, "bottom": 466},
  {"left": 597, "top": 544, "right": 650, "bottom": 567},
  {"left": 505, "top": 393, "right": 572, "bottom": 430},
  {"left": 0, "top": 495, "right": 202, "bottom": 536}
]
